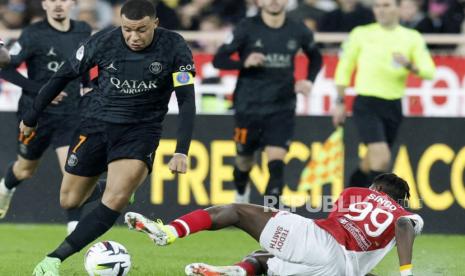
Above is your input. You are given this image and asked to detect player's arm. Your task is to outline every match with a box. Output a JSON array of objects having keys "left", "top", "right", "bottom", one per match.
[
  {"left": 172, "top": 82, "right": 195, "bottom": 170},
  {"left": 0, "top": 31, "right": 43, "bottom": 92},
  {"left": 297, "top": 25, "right": 323, "bottom": 96},
  {"left": 0, "top": 39, "right": 10, "bottom": 68},
  {"left": 410, "top": 33, "right": 435, "bottom": 80},
  {"left": 392, "top": 33, "right": 435, "bottom": 80},
  {"left": 212, "top": 21, "right": 249, "bottom": 70},
  {"left": 395, "top": 215, "right": 424, "bottom": 276},
  {"left": 169, "top": 35, "right": 197, "bottom": 174},
  {"left": 79, "top": 22, "right": 94, "bottom": 93},
  {"left": 21, "top": 40, "right": 97, "bottom": 131},
  {"left": 332, "top": 28, "right": 361, "bottom": 126}
]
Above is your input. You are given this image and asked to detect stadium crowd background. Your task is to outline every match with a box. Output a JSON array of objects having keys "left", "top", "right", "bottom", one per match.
[{"left": 0, "top": 0, "right": 464, "bottom": 53}]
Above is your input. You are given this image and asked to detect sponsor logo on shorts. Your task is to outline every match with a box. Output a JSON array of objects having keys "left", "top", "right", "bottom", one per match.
[
  {"left": 67, "top": 154, "right": 79, "bottom": 167},
  {"left": 149, "top": 62, "right": 162, "bottom": 74},
  {"left": 269, "top": 226, "right": 289, "bottom": 252}
]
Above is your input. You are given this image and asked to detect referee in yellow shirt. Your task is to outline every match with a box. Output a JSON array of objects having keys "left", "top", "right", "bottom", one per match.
[{"left": 332, "top": 0, "right": 435, "bottom": 187}]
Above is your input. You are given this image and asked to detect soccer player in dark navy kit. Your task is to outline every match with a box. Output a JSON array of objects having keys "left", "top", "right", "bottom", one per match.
[
  {"left": 213, "top": 0, "right": 322, "bottom": 206},
  {"left": 0, "top": 0, "right": 91, "bottom": 233},
  {"left": 0, "top": 38, "right": 10, "bottom": 68},
  {"left": 23, "top": 1, "right": 196, "bottom": 274}
]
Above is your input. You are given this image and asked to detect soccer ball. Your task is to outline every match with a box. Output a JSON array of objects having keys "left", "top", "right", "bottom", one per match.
[{"left": 84, "top": 241, "right": 131, "bottom": 276}]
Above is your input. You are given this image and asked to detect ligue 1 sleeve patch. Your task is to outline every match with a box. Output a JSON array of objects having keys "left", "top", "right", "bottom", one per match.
[
  {"left": 76, "top": 45, "right": 85, "bottom": 61},
  {"left": 172, "top": 72, "right": 194, "bottom": 87},
  {"left": 9, "top": 42, "right": 22, "bottom": 56}
]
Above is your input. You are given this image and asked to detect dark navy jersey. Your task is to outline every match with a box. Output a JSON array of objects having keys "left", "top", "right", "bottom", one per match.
[
  {"left": 213, "top": 16, "right": 322, "bottom": 115},
  {"left": 7, "top": 20, "right": 91, "bottom": 115},
  {"left": 58, "top": 27, "right": 195, "bottom": 124}
]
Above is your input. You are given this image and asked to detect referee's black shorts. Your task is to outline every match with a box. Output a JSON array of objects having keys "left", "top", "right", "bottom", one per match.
[{"left": 353, "top": 95, "right": 403, "bottom": 147}]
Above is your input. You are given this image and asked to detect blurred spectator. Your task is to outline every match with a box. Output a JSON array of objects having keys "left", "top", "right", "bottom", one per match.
[
  {"left": 177, "top": 0, "right": 213, "bottom": 30},
  {"left": 399, "top": 0, "right": 432, "bottom": 32},
  {"left": 178, "top": 0, "right": 245, "bottom": 30},
  {"left": 1, "top": 0, "right": 44, "bottom": 29},
  {"left": 245, "top": 0, "right": 259, "bottom": 17},
  {"left": 426, "top": 0, "right": 464, "bottom": 33},
  {"left": 157, "top": 0, "right": 180, "bottom": 29},
  {"left": 195, "top": 14, "right": 222, "bottom": 52},
  {"left": 318, "top": 0, "right": 374, "bottom": 32},
  {"left": 288, "top": 0, "right": 325, "bottom": 31},
  {"left": 73, "top": 0, "right": 113, "bottom": 29}
]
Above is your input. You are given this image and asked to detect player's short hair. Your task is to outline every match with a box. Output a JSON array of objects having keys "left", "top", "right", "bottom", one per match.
[
  {"left": 121, "top": 0, "right": 157, "bottom": 20},
  {"left": 373, "top": 173, "right": 410, "bottom": 202}
]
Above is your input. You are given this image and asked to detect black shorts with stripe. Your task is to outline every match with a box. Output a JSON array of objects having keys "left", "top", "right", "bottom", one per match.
[
  {"left": 64, "top": 118, "right": 161, "bottom": 176},
  {"left": 233, "top": 111, "right": 295, "bottom": 156}
]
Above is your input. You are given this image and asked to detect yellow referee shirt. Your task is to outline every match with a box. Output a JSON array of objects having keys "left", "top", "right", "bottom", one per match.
[{"left": 335, "top": 23, "right": 435, "bottom": 100}]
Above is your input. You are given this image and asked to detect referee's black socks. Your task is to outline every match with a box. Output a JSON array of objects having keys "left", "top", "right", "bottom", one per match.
[
  {"left": 4, "top": 163, "right": 22, "bottom": 190},
  {"left": 233, "top": 166, "right": 251, "bottom": 195},
  {"left": 48, "top": 202, "right": 120, "bottom": 261}
]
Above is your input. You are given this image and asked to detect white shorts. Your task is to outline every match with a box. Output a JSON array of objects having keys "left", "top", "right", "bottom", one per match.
[{"left": 259, "top": 212, "right": 346, "bottom": 276}]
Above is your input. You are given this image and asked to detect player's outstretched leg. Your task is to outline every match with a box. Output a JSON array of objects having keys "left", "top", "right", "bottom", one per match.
[
  {"left": 125, "top": 203, "right": 276, "bottom": 246},
  {"left": 32, "top": 160, "right": 147, "bottom": 275},
  {"left": 0, "top": 158, "right": 39, "bottom": 219},
  {"left": 184, "top": 250, "right": 272, "bottom": 276}
]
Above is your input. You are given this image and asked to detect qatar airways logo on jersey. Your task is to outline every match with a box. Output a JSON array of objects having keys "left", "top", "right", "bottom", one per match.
[
  {"left": 110, "top": 77, "right": 157, "bottom": 94},
  {"left": 47, "top": 61, "right": 65, "bottom": 73},
  {"left": 264, "top": 53, "right": 292, "bottom": 68}
]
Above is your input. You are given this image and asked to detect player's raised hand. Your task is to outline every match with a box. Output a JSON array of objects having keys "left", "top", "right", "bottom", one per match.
[
  {"left": 294, "top": 80, "right": 313, "bottom": 96},
  {"left": 168, "top": 153, "right": 188, "bottom": 174},
  {"left": 51, "top": 91, "right": 68, "bottom": 105},
  {"left": 19, "top": 120, "right": 36, "bottom": 137},
  {"left": 244, "top": 52, "right": 266, "bottom": 68}
]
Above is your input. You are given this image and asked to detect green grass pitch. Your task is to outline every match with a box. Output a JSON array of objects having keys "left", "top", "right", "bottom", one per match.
[{"left": 0, "top": 224, "right": 463, "bottom": 275}]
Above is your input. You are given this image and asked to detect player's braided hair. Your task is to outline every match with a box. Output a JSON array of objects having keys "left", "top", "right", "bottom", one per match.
[
  {"left": 373, "top": 173, "right": 411, "bottom": 202},
  {"left": 121, "top": 0, "right": 157, "bottom": 20}
]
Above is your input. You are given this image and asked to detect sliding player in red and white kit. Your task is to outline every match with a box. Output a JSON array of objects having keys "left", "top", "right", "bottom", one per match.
[{"left": 126, "top": 173, "right": 422, "bottom": 276}]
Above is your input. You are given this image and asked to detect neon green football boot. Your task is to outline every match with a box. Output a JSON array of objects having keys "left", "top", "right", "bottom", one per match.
[{"left": 32, "top": 256, "right": 61, "bottom": 276}]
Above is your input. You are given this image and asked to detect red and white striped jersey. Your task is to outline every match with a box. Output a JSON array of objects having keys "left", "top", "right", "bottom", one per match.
[{"left": 315, "top": 187, "right": 423, "bottom": 275}]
